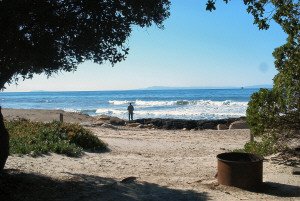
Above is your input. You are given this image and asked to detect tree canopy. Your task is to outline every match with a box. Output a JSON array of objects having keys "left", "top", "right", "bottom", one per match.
[
  {"left": 207, "top": 1, "right": 299, "bottom": 138},
  {"left": 245, "top": 0, "right": 300, "bottom": 137},
  {"left": 0, "top": 0, "right": 171, "bottom": 90}
]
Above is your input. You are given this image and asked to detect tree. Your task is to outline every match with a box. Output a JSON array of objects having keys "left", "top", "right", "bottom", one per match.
[
  {"left": 0, "top": 0, "right": 171, "bottom": 171},
  {"left": 0, "top": 0, "right": 171, "bottom": 89},
  {"left": 206, "top": 1, "right": 299, "bottom": 141},
  {"left": 245, "top": 0, "right": 300, "bottom": 140},
  {"left": 203, "top": 0, "right": 300, "bottom": 149}
]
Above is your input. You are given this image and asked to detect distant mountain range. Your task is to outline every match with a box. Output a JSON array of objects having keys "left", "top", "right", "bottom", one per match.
[{"left": 141, "top": 85, "right": 273, "bottom": 90}]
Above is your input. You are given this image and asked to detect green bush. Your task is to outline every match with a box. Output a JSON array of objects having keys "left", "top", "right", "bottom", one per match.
[
  {"left": 245, "top": 1, "right": 299, "bottom": 155},
  {"left": 6, "top": 120, "right": 107, "bottom": 157},
  {"left": 57, "top": 122, "right": 106, "bottom": 151},
  {"left": 234, "top": 136, "right": 286, "bottom": 156}
]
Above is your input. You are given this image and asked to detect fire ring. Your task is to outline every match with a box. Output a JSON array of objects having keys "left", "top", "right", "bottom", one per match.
[{"left": 217, "top": 152, "right": 264, "bottom": 189}]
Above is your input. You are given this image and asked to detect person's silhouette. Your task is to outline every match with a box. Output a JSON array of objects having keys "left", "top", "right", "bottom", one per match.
[{"left": 127, "top": 103, "right": 134, "bottom": 121}]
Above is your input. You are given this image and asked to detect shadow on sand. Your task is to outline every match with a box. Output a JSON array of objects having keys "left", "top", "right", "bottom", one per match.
[
  {"left": 0, "top": 169, "right": 210, "bottom": 201},
  {"left": 250, "top": 182, "right": 300, "bottom": 198}
]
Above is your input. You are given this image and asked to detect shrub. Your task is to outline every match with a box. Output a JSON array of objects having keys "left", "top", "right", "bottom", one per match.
[
  {"left": 6, "top": 120, "right": 107, "bottom": 157},
  {"left": 234, "top": 136, "right": 286, "bottom": 156},
  {"left": 57, "top": 121, "right": 107, "bottom": 151}
]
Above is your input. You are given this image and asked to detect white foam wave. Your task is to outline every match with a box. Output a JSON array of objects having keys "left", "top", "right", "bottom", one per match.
[
  {"left": 95, "top": 99, "right": 248, "bottom": 119},
  {"left": 108, "top": 99, "right": 248, "bottom": 107},
  {"left": 94, "top": 101, "right": 247, "bottom": 119},
  {"left": 108, "top": 100, "right": 131, "bottom": 105},
  {"left": 194, "top": 100, "right": 248, "bottom": 107},
  {"left": 95, "top": 108, "right": 127, "bottom": 116},
  {"left": 135, "top": 100, "right": 176, "bottom": 107},
  {"left": 133, "top": 109, "right": 245, "bottom": 118}
]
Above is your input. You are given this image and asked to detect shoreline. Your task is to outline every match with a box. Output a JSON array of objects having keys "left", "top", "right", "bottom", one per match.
[{"left": 1, "top": 108, "right": 247, "bottom": 130}]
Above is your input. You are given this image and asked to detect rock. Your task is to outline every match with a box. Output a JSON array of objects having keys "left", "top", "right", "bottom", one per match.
[
  {"left": 128, "top": 117, "right": 246, "bottom": 130},
  {"left": 93, "top": 121, "right": 104, "bottom": 126},
  {"left": 126, "top": 123, "right": 141, "bottom": 127},
  {"left": 101, "top": 123, "right": 116, "bottom": 129},
  {"left": 229, "top": 120, "right": 250, "bottom": 129},
  {"left": 93, "top": 115, "right": 125, "bottom": 126},
  {"left": 292, "top": 167, "right": 300, "bottom": 175},
  {"left": 109, "top": 117, "right": 125, "bottom": 126},
  {"left": 217, "top": 124, "right": 228, "bottom": 130},
  {"left": 120, "top": 177, "right": 137, "bottom": 184},
  {"left": 95, "top": 115, "right": 111, "bottom": 121},
  {"left": 144, "top": 123, "right": 154, "bottom": 129},
  {"left": 138, "top": 124, "right": 144, "bottom": 128}
]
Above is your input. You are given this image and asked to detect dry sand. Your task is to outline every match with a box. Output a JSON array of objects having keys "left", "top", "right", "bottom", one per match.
[{"left": 2, "top": 109, "right": 300, "bottom": 200}]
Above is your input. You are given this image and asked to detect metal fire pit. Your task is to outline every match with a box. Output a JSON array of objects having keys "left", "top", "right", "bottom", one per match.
[{"left": 217, "top": 152, "right": 263, "bottom": 189}]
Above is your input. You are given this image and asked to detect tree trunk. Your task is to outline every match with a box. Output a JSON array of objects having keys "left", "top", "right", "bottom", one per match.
[
  {"left": 0, "top": 68, "right": 15, "bottom": 171},
  {"left": 0, "top": 106, "right": 9, "bottom": 171}
]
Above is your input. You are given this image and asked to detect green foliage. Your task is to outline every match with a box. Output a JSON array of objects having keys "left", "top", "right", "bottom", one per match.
[
  {"left": 234, "top": 136, "right": 285, "bottom": 156},
  {"left": 206, "top": 0, "right": 230, "bottom": 12},
  {"left": 0, "top": 0, "right": 171, "bottom": 89},
  {"left": 57, "top": 122, "right": 107, "bottom": 151},
  {"left": 6, "top": 120, "right": 107, "bottom": 157},
  {"left": 246, "top": 88, "right": 280, "bottom": 137},
  {"left": 246, "top": 0, "right": 300, "bottom": 139}
]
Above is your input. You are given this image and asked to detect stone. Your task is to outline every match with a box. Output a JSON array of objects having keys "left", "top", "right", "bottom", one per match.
[
  {"left": 95, "top": 115, "right": 111, "bottom": 120},
  {"left": 94, "top": 115, "right": 125, "bottom": 126},
  {"left": 217, "top": 124, "right": 228, "bottom": 130},
  {"left": 101, "top": 123, "right": 116, "bottom": 129},
  {"left": 120, "top": 177, "right": 137, "bottom": 184},
  {"left": 126, "top": 123, "right": 141, "bottom": 127},
  {"left": 138, "top": 124, "right": 144, "bottom": 128},
  {"left": 93, "top": 121, "right": 104, "bottom": 126},
  {"left": 292, "top": 167, "right": 300, "bottom": 175},
  {"left": 109, "top": 117, "right": 125, "bottom": 126},
  {"left": 130, "top": 117, "right": 245, "bottom": 130},
  {"left": 144, "top": 123, "right": 154, "bottom": 128},
  {"left": 229, "top": 120, "right": 250, "bottom": 129}
]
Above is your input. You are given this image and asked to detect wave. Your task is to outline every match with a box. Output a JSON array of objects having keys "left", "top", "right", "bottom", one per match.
[
  {"left": 108, "top": 99, "right": 248, "bottom": 107},
  {"left": 93, "top": 104, "right": 247, "bottom": 119},
  {"left": 108, "top": 100, "right": 131, "bottom": 105},
  {"left": 95, "top": 108, "right": 127, "bottom": 116},
  {"left": 78, "top": 109, "right": 97, "bottom": 114},
  {"left": 133, "top": 109, "right": 245, "bottom": 118}
]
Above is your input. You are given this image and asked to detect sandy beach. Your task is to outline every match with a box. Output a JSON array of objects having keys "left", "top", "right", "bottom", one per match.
[{"left": 2, "top": 108, "right": 300, "bottom": 200}]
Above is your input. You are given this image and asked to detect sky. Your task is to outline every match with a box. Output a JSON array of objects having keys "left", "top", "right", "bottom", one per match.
[{"left": 4, "top": 0, "right": 287, "bottom": 92}]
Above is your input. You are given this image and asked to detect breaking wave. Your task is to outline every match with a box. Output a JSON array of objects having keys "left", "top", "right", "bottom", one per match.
[{"left": 108, "top": 99, "right": 248, "bottom": 107}]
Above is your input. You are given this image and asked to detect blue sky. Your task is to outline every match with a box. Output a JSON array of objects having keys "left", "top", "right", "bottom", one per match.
[{"left": 5, "top": 0, "right": 287, "bottom": 92}]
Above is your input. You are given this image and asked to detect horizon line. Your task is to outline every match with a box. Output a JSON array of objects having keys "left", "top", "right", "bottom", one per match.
[{"left": 2, "top": 84, "right": 273, "bottom": 93}]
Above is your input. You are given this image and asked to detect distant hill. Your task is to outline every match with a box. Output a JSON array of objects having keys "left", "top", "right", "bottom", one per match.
[
  {"left": 30, "top": 90, "right": 49, "bottom": 92},
  {"left": 244, "top": 84, "right": 273, "bottom": 89},
  {"left": 141, "top": 85, "right": 273, "bottom": 90},
  {"left": 141, "top": 86, "right": 238, "bottom": 90}
]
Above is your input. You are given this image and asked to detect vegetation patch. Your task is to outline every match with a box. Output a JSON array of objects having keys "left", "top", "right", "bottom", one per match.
[
  {"left": 234, "top": 136, "right": 287, "bottom": 156},
  {"left": 5, "top": 120, "right": 107, "bottom": 157}
]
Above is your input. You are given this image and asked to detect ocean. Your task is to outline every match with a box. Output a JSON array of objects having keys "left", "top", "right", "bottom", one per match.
[{"left": 0, "top": 89, "right": 259, "bottom": 120}]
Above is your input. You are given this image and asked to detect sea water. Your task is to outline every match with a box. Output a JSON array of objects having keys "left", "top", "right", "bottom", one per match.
[{"left": 0, "top": 89, "right": 259, "bottom": 120}]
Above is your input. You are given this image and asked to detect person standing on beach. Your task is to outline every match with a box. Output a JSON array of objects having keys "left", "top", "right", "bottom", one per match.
[{"left": 127, "top": 103, "right": 134, "bottom": 121}]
